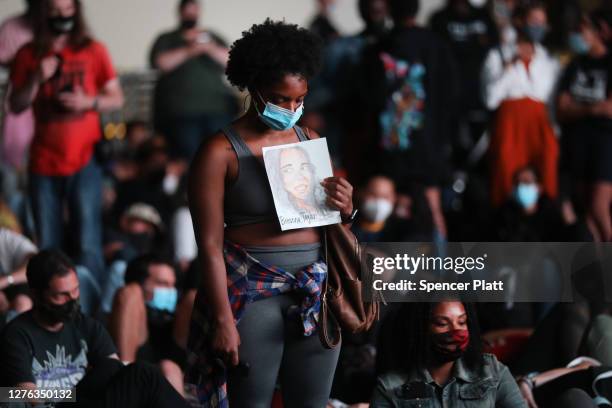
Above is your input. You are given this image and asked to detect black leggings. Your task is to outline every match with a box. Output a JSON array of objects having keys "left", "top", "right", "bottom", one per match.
[
  {"left": 59, "top": 358, "right": 189, "bottom": 408},
  {"left": 227, "top": 294, "right": 341, "bottom": 408}
]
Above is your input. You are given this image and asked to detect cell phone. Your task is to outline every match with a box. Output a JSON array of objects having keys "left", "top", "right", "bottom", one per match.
[{"left": 197, "top": 32, "right": 211, "bottom": 44}]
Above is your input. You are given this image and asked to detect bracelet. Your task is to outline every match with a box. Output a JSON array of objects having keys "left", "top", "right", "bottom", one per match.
[
  {"left": 517, "top": 376, "right": 535, "bottom": 390},
  {"left": 6, "top": 275, "right": 14, "bottom": 286}
]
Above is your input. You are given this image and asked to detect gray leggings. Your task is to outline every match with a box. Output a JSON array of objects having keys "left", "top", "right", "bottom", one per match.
[{"left": 227, "top": 244, "right": 341, "bottom": 408}]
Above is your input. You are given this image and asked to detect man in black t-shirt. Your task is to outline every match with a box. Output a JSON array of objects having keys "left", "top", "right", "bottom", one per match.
[
  {"left": 557, "top": 12, "right": 612, "bottom": 242},
  {"left": 0, "top": 251, "right": 117, "bottom": 390},
  {"left": 357, "top": 0, "right": 456, "bottom": 239},
  {"left": 430, "top": 0, "right": 498, "bottom": 113},
  {"left": 429, "top": 0, "right": 498, "bottom": 166},
  {"left": 0, "top": 250, "right": 189, "bottom": 408}
]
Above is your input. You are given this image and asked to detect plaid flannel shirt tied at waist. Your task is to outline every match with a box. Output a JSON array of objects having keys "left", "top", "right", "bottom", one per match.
[{"left": 184, "top": 240, "right": 327, "bottom": 408}]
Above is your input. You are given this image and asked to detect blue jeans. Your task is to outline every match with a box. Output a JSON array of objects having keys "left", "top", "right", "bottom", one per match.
[
  {"left": 100, "top": 260, "right": 127, "bottom": 314},
  {"left": 159, "top": 113, "right": 234, "bottom": 160},
  {"left": 29, "top": 159, "right": 105, "bottom": 284},
  {"left": 76, "top": 265, "right": 102, "bottom": 316}
]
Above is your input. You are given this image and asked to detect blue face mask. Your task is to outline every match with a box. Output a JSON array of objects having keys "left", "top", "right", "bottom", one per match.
[
  {"left": 525, "top": 24, "right": 547, "bottom": 43},
  {"left": 569, "top": 32, "right": 590, "bottom": 55},
  {"left": 146, "top": 287, "right": 177, "bottom": 313},
  {"left": 254, "top": 92, "right": 304, "bottom": 131},
  {"left": 514, "top": 183, "right": 539, "bottom": 209}
]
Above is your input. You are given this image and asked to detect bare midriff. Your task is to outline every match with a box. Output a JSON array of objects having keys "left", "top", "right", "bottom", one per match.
[{"left": 225, "top": 222, "right": 320, "bottom": 247}]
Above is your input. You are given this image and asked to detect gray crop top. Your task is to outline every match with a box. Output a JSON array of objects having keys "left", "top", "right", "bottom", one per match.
[{"left": 223, "top": 125, "right": 309, "bottom": 227}]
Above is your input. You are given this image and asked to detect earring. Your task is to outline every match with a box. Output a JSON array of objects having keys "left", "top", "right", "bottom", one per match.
[{"left": 243, "top": 94, "right": 251, "bottom": 112}]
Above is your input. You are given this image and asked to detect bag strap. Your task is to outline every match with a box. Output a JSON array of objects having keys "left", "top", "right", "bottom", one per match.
[
  {"left": 319, "top": 226, "right": 341, "bottom": 349},
  {"left": 322, "top": 226, "right": 329, "bottom": 295}
]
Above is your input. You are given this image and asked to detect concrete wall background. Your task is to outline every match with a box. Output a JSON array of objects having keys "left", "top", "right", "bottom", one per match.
[{"left": 0, "top": 0, "right": 444, "bottom": 70}]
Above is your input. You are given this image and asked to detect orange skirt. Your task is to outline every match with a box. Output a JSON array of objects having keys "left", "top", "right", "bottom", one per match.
[{"left": 489, "top": 98, "right": 559, "bottom": 207}]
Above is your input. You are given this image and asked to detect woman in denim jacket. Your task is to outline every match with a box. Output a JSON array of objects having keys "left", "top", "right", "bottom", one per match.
[{"left": 371, "top": 301, "right": 527, "bottom": 408}]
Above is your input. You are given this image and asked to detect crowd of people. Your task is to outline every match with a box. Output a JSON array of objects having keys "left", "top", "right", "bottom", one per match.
[{"left": 1, "top": 0, "right": 612, "bottom": 406}]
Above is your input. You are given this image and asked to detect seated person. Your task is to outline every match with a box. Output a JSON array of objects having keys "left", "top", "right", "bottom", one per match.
[
  {"left": 492, "top": 166, "right": 574, "bottom": 242},
  {"left": 111, "top": 136, "right": 182, "bottom": 225},
  {"left": 0, "top": 249, "right": 188, "bottom": 407},
  {"left": 352, "top": 176, "right": 398, "bottom": 243},
  {"left": 371, "top": 301, "right": 527, "bottom": 407},
  {"left": 104, "top": 202, "right": 166, "bottom": 264},
  {"left": 352, "top": 176, "right": 433, "bottom": 242},
  {"left": 516, "top": 357, "right": 605, "bottom": 408},
  {"left": 108, "top": 255, "right": 185, "bottom": 395},
  {"left": 101, "top": 203, "right": 168, "bottom": 314},
  {"left": 0, "top": 227, "right": 36, "bottom": 322}
]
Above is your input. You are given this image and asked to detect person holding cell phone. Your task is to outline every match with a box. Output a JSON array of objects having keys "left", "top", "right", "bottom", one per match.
[
  {"left": 372, "top": 301, "right": 527, "bottom": 407},
  {"left": 185, "top": 19, "right": 355, "bottom": 408},
  {"left": 149, "top": 0, "right": 236, "bottom": 160},
  {"left": 9, "top": 0, "right": 123, "bottom": 283}
]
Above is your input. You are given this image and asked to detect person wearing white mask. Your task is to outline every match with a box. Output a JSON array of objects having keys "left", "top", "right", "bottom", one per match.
[{"left": 352, "top": 176, "right": 397, "bottom": 243}]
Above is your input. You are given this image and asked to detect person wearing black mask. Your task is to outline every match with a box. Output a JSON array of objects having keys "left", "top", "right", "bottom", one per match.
[
  {"left": 100, "top": 202, "right": 169, "bottom": 315},
  {"left": 149, "top": 0, "right": 236, "bottom": 160},
  {"left": 0, "top": 249, "right": 110, "bottom": 391},
  {"left": 105, "top": 202, "right": 165, "bottom": 263},
  {"left": 308, "top": 0, "right": 340, "bottom": 45},
  {"left": 0, "top": 250, "right": 190, "bottom": 407},
  {"left": 9, "top": 0, "right": 124, "bottom": 286},
  {"left": 372, "top": 301, "right": 527, "bottom": 407}
]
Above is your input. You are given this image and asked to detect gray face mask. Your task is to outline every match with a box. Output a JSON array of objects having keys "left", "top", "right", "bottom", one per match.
[{"left": 525, "top": 24, "right": 547, "bottom": 43}]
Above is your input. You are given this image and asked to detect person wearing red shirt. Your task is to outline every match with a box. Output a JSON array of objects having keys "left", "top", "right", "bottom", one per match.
[{"left": 9, "top": 0, "right": 123, "bottom": 283}]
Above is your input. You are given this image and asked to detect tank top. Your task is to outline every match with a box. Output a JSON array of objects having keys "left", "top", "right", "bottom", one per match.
[{"left": 222, "top": 125, "right": 309, "bottom": 227}]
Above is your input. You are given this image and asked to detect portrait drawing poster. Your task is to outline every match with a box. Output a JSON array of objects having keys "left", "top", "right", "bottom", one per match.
[{"left": 262, "top": 138, "right": 341, "bottom": 231}]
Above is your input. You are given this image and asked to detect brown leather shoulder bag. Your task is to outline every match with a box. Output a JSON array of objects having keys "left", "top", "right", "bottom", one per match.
[{"left": 318, "top": 223, "right": 380, "bottom": 349}]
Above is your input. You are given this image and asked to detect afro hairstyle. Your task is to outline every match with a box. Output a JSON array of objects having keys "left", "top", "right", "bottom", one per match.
[{"left": 226, "top": 19, "right": 323, "bottom": 92}]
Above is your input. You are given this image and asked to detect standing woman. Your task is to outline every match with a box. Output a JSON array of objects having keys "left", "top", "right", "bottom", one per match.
[
  {"left": 185, "top": 20, "right": 354, "bottom": 407},
  {"left": 9, "top": 0, "right": 123, "bottom": 282},
  {"left": 482, "top": 2, "right": 560, "bottom": 208}
]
